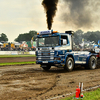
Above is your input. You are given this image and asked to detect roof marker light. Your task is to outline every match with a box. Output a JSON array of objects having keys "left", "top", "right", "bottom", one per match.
[{"left": 52, "top": 31, "right": 58, "bottom": 33}]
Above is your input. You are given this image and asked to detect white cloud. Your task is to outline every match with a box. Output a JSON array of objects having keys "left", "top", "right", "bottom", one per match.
[
  {"left": 0, "top": 0, "right": 100, "bottom": 42},
  {"left": 0, "top": 0, "right": 46, "bottom": 42}
]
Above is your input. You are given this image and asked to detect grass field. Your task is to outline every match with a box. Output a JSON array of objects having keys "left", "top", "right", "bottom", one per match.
[
  {"left": 61, "top": 88, "right": 100, "bottom": 100},
  {"left": 0, "top": 61, "right": 36, "bottom": 66},
  {"left": 0, "top": 55, "right": 36, "bottom": 58},
  {"left": 0, "top": 55, "right": 36, "bottom": 66}
]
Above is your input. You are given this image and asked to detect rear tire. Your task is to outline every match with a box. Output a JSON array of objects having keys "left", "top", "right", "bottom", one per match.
[
  {"left": 64, "top": 57, "right": 74, "bottom": 71},
  {"left": 41, "top": 65, "right": 51, "bottom": 71},
  {"left": 88, "top": 56, "right": 97, "bottom": 69}
]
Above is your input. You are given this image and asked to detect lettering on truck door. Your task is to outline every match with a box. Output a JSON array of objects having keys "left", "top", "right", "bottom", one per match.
[
  {"left": 74, "top": 52, "right": 87, "bottom": 64},
  {"left": 79, "top": 53, "right": 87, "bottom": 64}
]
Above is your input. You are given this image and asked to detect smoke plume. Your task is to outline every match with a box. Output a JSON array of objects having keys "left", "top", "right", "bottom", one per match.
[
  {"left": 62, "top": 0, "right": 92, "bottom": 29},
  {"left": 42, "top": 0, "right": 58, "bottom": 30}
]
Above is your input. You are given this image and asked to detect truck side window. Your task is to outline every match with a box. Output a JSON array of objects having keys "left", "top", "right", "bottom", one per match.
[{"left": 61, "top": 35, "right": 68, "bottom": 45}]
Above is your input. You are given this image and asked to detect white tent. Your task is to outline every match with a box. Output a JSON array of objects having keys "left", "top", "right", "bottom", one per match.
[
  {"left": 0, "top": 42, "right": 3, "bottom": 45},
  {"left": 12, "top": 42, "right": 21, "bottom": 46}
]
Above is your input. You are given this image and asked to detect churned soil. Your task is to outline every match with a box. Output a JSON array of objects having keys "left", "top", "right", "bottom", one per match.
[
  {"left": 0, "top": 57, "right": 36, "bottom": 63},
  {"left": 0, "top": 58, "right": 100, "bottom": 100}
]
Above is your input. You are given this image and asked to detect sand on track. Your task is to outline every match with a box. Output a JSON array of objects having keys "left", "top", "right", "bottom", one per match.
[{"left": 0, "top": 63, "right": 100, "bottom": 100}]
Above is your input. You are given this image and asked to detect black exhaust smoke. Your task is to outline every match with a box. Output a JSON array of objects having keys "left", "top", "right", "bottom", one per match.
[
  {"left": 42, "top": 0, "right": 58, "bottom": 30},
  {"left": 62, "top": 0, "right": 92, "bottom": 28}
]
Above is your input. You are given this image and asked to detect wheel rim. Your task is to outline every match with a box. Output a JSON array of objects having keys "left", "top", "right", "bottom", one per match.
[
  {"left": 91, "top": 59, "right": 96, "bottom": 69},
  {"left": 68, "top": 60, "right": 72, "bottom": 69}
]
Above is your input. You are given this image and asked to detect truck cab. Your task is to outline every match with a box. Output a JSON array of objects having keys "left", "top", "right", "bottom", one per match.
[{"left": 36, "top": 30, "right": 97, "bottom": 71}]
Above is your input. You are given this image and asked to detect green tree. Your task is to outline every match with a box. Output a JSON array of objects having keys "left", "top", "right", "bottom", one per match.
[
  {"left": 0, "top": 33, "right": 8, "bottom": 42},
  {"left": 74, "top": 29, "right": 84, "bottom": 45},
  {"left": 74, "top": 30, "right": 100, "bottom": 44},
  {"left": 83, "top": 31, "right": 100, "bottom": 44},
  {"left": 14, "top": 30, "right": 37, "bottom": 42}
]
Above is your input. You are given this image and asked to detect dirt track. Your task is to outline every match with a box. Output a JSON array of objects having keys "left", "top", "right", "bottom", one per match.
[
  {"left": 0, "top": 57, "right": 100, "bottom": 100},
  {"left": 0, "top": 57, "right": 36, "bottom": 63},
  {"left": 0, "top": 64, "right": 100, "bottom": 100}
]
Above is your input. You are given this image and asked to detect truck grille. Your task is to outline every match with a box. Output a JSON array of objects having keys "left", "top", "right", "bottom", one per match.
[{"left": 37, "top": 50, "right": 54, "bottom": 61}]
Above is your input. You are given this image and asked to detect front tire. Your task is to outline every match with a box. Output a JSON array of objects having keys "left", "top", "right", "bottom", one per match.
[
  {"left": 64, "top": 57, "right": 74, "bottom": 71},
  {"left": 88, "top": 56, "right": 97, "bottom": 69}
]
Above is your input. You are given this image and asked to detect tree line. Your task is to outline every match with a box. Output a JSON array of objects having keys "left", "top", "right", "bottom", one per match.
[
  {"left": 14, "top": 30, "right": 37, "bottom": 42},
  {"left": 0, "top": 30, "right": 100, "bottom": 44},
  {"left": 74, "top": 30, "right": 100, "bottom": 45},
  {"left": 0, "top": 30, "right": 37, "bottom": 42}
]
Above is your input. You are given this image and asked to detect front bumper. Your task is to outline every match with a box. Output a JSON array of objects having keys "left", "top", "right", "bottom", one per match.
[{"left": 36, "top": 60, "right": 61, "bottom": 64}]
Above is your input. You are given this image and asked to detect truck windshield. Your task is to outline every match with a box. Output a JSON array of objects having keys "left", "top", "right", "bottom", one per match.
[{"left": 37, "top": 36, "right": 59, "bottom": 47}]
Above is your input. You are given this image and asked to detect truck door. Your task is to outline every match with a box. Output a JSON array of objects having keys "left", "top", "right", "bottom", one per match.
[
  {"left": 78, "top": 53, "right": 87, "bottom": 64},
  {"left": 74, "top": 52, "right": 86, "bottom": 64}
]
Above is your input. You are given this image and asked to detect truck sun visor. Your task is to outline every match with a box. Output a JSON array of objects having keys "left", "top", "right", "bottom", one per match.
[{"left": 38, "top": 30, "right": 52, "bottom": 35}]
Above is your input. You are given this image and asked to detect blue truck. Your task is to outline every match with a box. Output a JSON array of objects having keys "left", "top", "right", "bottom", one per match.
[{"left": 36, "top": 30, "right": 97, "bottom": 71}]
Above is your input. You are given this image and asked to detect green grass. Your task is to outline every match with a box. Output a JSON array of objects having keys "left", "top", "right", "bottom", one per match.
[
  {"left": 0, "top": 61, "right": 36, "bottom": 66},
  {"left": 0, "top": 55, "right": 36, "bottom": 58},
  {"left": 0, "top": 54, "right": 36, "bottom": 66},
  {"left": 61, "top": 88, "right": 100, "bottom": 100}
]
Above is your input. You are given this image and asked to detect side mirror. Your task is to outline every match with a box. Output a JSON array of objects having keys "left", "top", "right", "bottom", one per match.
[{"left": 63, "top": 39, "right": 67, "bottom": 45}]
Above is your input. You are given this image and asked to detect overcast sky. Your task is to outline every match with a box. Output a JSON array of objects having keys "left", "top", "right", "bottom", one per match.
[{"left": 0, "top": 0, "right": 100, "bottom": 42}]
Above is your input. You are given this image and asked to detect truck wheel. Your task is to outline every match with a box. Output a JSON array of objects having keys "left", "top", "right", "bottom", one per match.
[
  {"left": 88, "top": 56, "right": 97, "bottom": 69},
  {"left": 64, "top": 57, "right": 74, "bottom": 71},
  {"left": 42, "top": 65, "right": 51, "bottom": 71}
]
